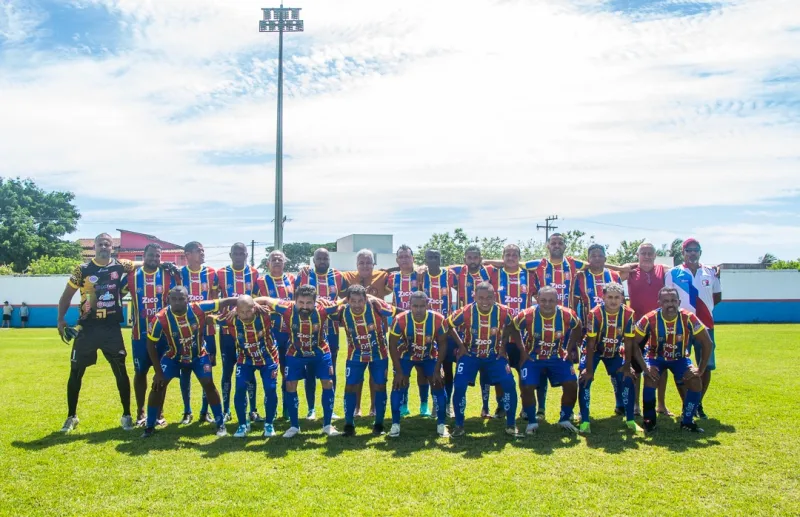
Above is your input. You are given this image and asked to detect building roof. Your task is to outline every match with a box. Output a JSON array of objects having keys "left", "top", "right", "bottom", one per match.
[{"left": 117, "top": 229, "right": 182, "bottom": 250}]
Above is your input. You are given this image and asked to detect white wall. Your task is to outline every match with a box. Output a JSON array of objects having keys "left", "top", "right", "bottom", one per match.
[
  {"left": 329, "top": 252, "right": 396, "bottom": 272},
  {"left": 0, "top": 275, "right": 80, "bottom": 305},
  {"left": 719, "top": 269, "right": 800, "bottom": 300}
]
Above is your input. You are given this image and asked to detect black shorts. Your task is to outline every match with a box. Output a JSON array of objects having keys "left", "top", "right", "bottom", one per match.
[
  {"left": 21, "top": 316, "right": 28, "bottom": 322},
  {"left": 70, "top": 323, "right": 126, "bottom": 369},
  {"left": 2, "top": 315, "right": 9, "bottom": 321},
  {"left": 632, "top": 334, "right": 648, "bottom": 373}
]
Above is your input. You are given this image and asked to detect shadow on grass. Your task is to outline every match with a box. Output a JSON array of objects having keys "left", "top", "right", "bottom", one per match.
[{"left": 640, "top": 417, "right": 736, "bottom": 452}]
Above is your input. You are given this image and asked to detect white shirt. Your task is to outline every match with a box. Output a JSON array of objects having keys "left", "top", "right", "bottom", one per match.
[{"left": 665, "top": 264, "right": 721, "bottom": 328}]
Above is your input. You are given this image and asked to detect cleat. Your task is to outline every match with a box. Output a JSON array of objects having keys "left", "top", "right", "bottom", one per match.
[
  {"left": 250, "top": 411, "right": 264, "bottom": 423},
  {"left": 199, "top": 412, "right": 214, "bottom": 424},
  {"left": 141, "top": 427, "right": 155, "bottom": 438},
  {"left": 354, "top": 408, "right": 362, "bottom": 418},
  {"left": 322, "top": 425, "right": 341, "bottom": 437},
  {"left": 451, "top": 426, "right": 465, "bottom": 437},
  {"left": 505, "top": 427, "right": 519, "bottom": 437},
  {"left": 215, "top": 425, "right": 228, "bottom": 437},
  {"left": 681, "top": 422, "right": 705, "bottom": 433},
  {"left": 234, "top": 424, "right": 248, "bottom": 438},
  {"left": 437, "top": 424, "right": 450, "bottom": 438},
  {"left": 306, "top": 409, "right": 317, "bottom": 421},
  {"left": 343, "top": 424, "right": 356, "bottom": 437},
  {"left": 626, "top": 420, "right": 644, "bottom": 433},
  {"left": 480, "top": 409, "right": 493, "bottom": 419},
  {"left": 419, "top": 402, "right": 432, "bottom": 417},
  {"left": 60, "top": 416, "right": 79, "bottom": 433},
  {"left": 263, "top": 424, "right": 276, "bottom": 437},
  {"left": 283, "top": 426, "right": 300, "bottom": 438},
  {"left": 614, "top": 407, "right": 624, "bottom": 416},
  {"left": 696, "top": 404, "right": 708, "bottom": 420},
  {"left": 572, "top": 413, "right": 582, "bottom": 424},
  {"left": 121, "top": 415, "right": 134, "bottom": 431},
  {"left": 493, "top": 407, "right": 506, "bottom": 420},
  {"left": 399, "top": 404, "right": 410, "bottom": 417},
  {"left": 223, "top": 413, "right": 232, "bottom": 423},
  {"left": 536, "top": 410, "right": 546, "bottom": 422},
  {"left": 180, "top": 413, "right": 193, "bottom": 425},
  {"left": 558, "top": 420, "right": 579, "bottom": 433},
  {"left": 643, "top": 418, "right": 657, "bottom": 433},
  {"left": 579, "top": 422, "right": 591, "bottom": 434},
  {"left": 388, "top": 424, "right": 401, "bottom": 438},
  {"left": 525, "top": 422, "right": 539, "bottom": 435},
  {"left": 331, "top": 413, "right": 341, "bottom": 421},
  {"left": 372, "top": 424, "right": 385, "bottom": 436},
  {"left": 135, "top": 413, "right": 146, "bottom": 428},
  {"left": 520, "top": 410, "right": 528, "bottom": 421},
  {"left": 156, "top": 416, "right": 167, "bottom": 428}
]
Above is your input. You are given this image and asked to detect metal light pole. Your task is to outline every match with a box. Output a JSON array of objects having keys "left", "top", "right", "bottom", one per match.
[{"left": 260, "top": 5, "right": 303, "bottom": 251}]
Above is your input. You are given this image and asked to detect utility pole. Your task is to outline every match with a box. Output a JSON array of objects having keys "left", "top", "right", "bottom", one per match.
[
  {"left": 250, "top": 240, "right": 256, "bottom": 266},
  {"left": 537, "top": 215, "right": 558, "bottom": 241}
]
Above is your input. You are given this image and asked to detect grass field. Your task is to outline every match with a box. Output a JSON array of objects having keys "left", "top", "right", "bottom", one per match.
[{"left": 1, "top": 325, "right": 799, "bottom": 516}]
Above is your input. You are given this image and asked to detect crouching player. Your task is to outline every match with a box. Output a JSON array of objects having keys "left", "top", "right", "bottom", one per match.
[
  {"left": 388, "top": 291, "right": 450, "bottom": 438},
  {"left": 635, "top": 286, "right": 712, "bottom": 433},
  {"left": 142, "top": 286, "right": 236, "bottom": 438},
  {"left": 228, "top": 295, "right": 280, "bottom": 438},
  {"left": 578, "top": 282, "right": 639, "bottom": 434}
]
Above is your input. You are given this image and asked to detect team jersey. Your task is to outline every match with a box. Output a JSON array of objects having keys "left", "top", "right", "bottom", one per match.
[
  {"left": 390, "top": 310, "right": 448, "bottom": 361},
  {"left": 148, "top": 300, "right": 220, "bottom": 363},
  {"left": 257, "top": 273, "right": 295, "bottom": 333},
  {"left": 418, "top": 269, "right": 457, "bottom": 317},
  {"left": 265, "top": 300, "right": 334, "bottom": 357},
  {"left": 125, "top": 268, "right": 175, "bottom": 340},
  {"left": 635, "top": 308, "right": 706, "bottom": 361},
  {"left": 338, "top": 299, "right": 396, "bottom": 362},
  {"left": 572, "top": 268, "right": 621, "bottom": 326},
  {"left": 227, "top": 313, "right": 279, "bottom": 367},
  {"left": 68, "top": 259, "right": 134, "bottom": 325},
  {"left": 179, "top": 266, "right": 217, "bottom": 336},
  {"left": 486, "top": 265, "right": 533, "bottom": 317},
  {"left": 449, "top": 265, "right": 492, "bottom": 308},
  {"left": 386, "top": 271, "right": 418, "bottom": 310},
  {"left": 585, "top": 305, "right": 636, "bottom": 359},
  {"left": 295, "top": 268, "right": 348, "bottom": 336},
  {"left": 447, "top": 303, "right": 513, "bottom": 359},
  {"left": 525, "top": 257, "right": 586, "bottom": 308},
  {"left": 215, "top": 265, "right": 260, "bottom": 334},
  {"left": 512, "top": 305, "right": 580, "bottom": 360},
  {"left": 665, "top": 264, "right": 721, "bottom": 329}
]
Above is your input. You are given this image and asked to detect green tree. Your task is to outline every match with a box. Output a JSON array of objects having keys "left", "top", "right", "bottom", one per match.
[
  {"left": 560, "top": 230, "right": 597, "bottom": 260},
  {"left": 608, "top": 238, "right": 646, "bottom": 265},
  {"left": 0, "top": 264, "right": 14, "bottom": 275},
  {"left": 26, "top": 255, "right": 81, "bottom": 275},
  {"left": 416, "top": 228, "right": 493, "bottom": 266},
  {"left": 769, "top": 259, "right": 800, "bottom": 270},
  {"left": 759, "top": 253, "right": 778, "bottom": 266},
  {"left": 668, "top": 238, "right": 684, "bottom": 266},
  {"left": 259, "top": 242, "right": 337, "bottom": 273},
  {"left": 0, "top": 177, "right": 82, "bottom": 272},
  {"left": 518, "top": 238, "right": 548, "bottom": 260}
]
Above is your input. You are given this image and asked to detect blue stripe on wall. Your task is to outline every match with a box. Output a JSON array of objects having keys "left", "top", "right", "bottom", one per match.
[
  {"left": 3, "top": 307, "right": 131, "bottom": 328},
  {"left": 714, "top": 301, "right": 800, "bottom": 323}
]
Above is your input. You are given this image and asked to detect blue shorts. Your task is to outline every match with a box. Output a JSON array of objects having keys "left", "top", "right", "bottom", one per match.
[
  {"left": 520, "top": 358, "right": 577, "bottom": 387},
  {"left": 132, "top": 336, "right": 166, "bottom": 374},
  {"left": 236, "top": 362, "right": 278, "bottom": 390},
  {"left": 346, "top": 359, "right": 389, "bottom": 385},
  {"left": 285, "top": 354, "right": 333, "bottom": 382},
  {"left": 454, "top": 355, "right": 514, "bottom": 388},
  {"left": 645, "top": 357, "right": 693, "bottom": 385},
  {"left": 219, "top": 332, "right": 237, "bottom": 367},
  {"left": 579, "top": 354, "right": 625, "bottom": 377},
  {"left": 692, "top": 328, "right": 716, "bottom": 371},
  {"left": 398, "top": 357, "right": 437, "bottom": 379},
  {"left": 161, "top": 354, "right": 213, "bottom": 381}
]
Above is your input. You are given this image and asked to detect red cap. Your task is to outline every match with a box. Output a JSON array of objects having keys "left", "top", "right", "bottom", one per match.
[{"left": 682, "top": 238, "right": 700, "bottom": 249}]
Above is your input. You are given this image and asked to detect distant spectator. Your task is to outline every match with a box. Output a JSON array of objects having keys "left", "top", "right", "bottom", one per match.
[
  {"left": 20, "top": 302, "right": 29, "bottom": 328},
  {"left": 2, "top": 301, "right": 12, "bottom": 328}
]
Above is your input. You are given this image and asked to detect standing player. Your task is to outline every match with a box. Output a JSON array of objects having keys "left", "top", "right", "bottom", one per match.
[
  {"left": 388, "top": 291, "right": 450, "bottom": 438},
  {"left": 257, "top": 250, "right": 295, "bottom": 420},
  {"left": 227, "top": 296, "right": 280, "bottom": 438},
  {"left": 665, "top": 238, "right": 721, "bottom": 419},
  {"left": 634, "top": 287, "right": 713, "bottom": 433},
  {"left": 255, "top": 285, "right": 340, "bottom": 437},
  {"left": 294, "top": 248, "right": 348, "bottom": 420},
  {"left": 509, "top": 286, "right": 583, "bottom": 434},
  {"left": 215, "top": 243, "right": 261, "bottom": 423},
  {"left": 447, "top": 282, "right": 519, "bottom": 437},
  {"left": 56, "top": 233, "right": 135, "bottom": 432},
  {"left": 141, "top": 286, "right": 237, "bottom": 438},
  {"left": 578, "top": 283, "right": 639, "bottom": 433}
]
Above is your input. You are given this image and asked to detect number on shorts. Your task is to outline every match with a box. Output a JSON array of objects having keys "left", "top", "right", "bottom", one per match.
[
  {"left": 284, "top": 366, "right": 289, "bottom": 377},
  {"left": 345, "top": 367, "right": 351, "bottom": 377},
  {"left": 521, "top": 367, "right": 527, "bottom": 379},
  {"left": 161, "top": 363, "right": 167, "bottom": 372},
  {"left": 457, "top": 363, "right": 464, "bottom": 374},
  {"left": 236, "top": 366, "right": 241, "bottom": 377},
  {"left": 71, "top": 350, "right": 76, "bottom": 362}
]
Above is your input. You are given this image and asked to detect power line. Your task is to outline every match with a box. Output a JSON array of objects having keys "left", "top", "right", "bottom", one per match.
[{"left": 537, "top": 215, "right": 558, "bottom": 240}]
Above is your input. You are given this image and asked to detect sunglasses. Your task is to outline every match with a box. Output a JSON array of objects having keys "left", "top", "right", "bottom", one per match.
[{"left": 684, "top": 247, "right": 701, "bottom": 253}]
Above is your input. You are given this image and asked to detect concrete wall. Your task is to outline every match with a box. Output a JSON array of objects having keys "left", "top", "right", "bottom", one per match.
[
  {"left": 329, "top": 253, "right": 396, "bottom": 272},
  {"left": 335, "top": 234, "right": 393, "bottom": 254},
  {"left": 713, "top": 269, "right": 800, "bottom": 323}
]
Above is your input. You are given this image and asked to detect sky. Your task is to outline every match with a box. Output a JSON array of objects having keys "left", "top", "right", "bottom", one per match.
[{"left": 2, "top": 0, "right": 800, "bottom": 268}]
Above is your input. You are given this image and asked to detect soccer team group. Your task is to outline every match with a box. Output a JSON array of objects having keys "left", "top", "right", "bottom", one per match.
[{"left": 56, "top": 232, "right": 722, "bottom": 440}]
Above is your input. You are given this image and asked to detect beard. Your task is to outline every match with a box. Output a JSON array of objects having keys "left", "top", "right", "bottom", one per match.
[{"left": 298, "top": 308, "right": 312, "bottom": 318}]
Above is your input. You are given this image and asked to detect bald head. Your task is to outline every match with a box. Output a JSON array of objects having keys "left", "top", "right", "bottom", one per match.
[
  {"left": 236, "top": 295, "right": 257, "bottom": 322},
  {"left": 94, "top": 233, "right": 114, "bottom": 260},
  {"left": 230, "top": 242, "right": 248, "bottom": 269},
  {"left": 314, "top": 248, "right": 330, "bottom": 273}
]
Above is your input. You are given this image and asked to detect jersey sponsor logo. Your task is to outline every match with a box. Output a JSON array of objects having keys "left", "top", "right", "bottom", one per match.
[
  {"left": 474, "top": 339, "right": 493, "bottom": 346},
  {"left": 109, "top": 271, "right": 119, "bottom": 280},
  {"left": 140, "top": 296, "right": 159, "bottom": 304},
  {"left": 397, "top": 291, "right": 415, "bottom": 298},
  {"left": 189, "top": 294, "right": 205, "bottom": 302},
  {"left": 504, "top": 296, "right": 523, "bottom": 304},
  {"left": 601, "top": 337, "right": 619, "bottom": 345},
  {"left": 87, "top": 275, "right": 99, "bottom": 283}
]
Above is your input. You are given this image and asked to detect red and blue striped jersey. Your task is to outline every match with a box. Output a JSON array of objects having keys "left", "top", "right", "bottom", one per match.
[
  {"left": 512, "top": 305, "right": 579, "bottom": 360},
  {"left": 449, "top": 265, "right": 492, "bottom": 308},
  {"left": 572, "top": 268, "right": 621, "bottom": 327},
  {"left": 486, "top": 266, "right": 533, "bottom": 317},
  {"left": 179, "top": 266, "right": 217, "bottom": 336},
  {"left": 447, "top": 303, "right": 513, "bottom": 359},
  {"left": 227, "top": 313, "right": 278, "bottom": 366},
  {"left": 267, "top": 300, "right": 333, "bottom": 357},
  {"left": 214, "top": 265, "right": 260, "bottom": 334},
  {"left": 418, "top": 269, "right": 456, "bottom": 317},
  {"left": 148, "top": 300, "right": 219, "bottom": 363},
  {"left": 390, "top": 310, "right": 448, "bottom": 361},
  {"left": 525, "top": 257, "right": 586, "bottom": 308},
  {"left": 257, "top": 273, "right": 295, "bottom": 333},
  {"left": 295, "top": 268, "right": 348, "bottom": 335},
  {"left": 585, "top": 305, "right": 636, "bottom": 358},
  {"left": 635, "top": 308, "right": 705, "bottom": 361},
  {"left": 338, "top": 300, "right": 396, "bottom": 362},
  {"left": 126, "top": 268, "right": 175, "bottom": 340},
  {"left": 386, "top": 271, "right": 418, "bottom": 310}
]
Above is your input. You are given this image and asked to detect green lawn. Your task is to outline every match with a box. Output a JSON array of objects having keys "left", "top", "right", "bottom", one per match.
[{"left": 1, "top": 325, "right": 799, "bottom": 516}]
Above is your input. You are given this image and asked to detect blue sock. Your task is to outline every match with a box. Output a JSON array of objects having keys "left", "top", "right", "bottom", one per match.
[
  {"left": 391, "top": 390, "right": 403, "bottom": 424},
  {"left": 375, "top": 390, "right": 387, "bottom": 425},
  {"left": 433, "top": 388, "right": 447, "bottom": 425},
  {"left": 247, "top": 381, "right": 257, "bottom": 414},
  {"left": 454, "top": 385, "right": 467, "bottom": 426},
  {"left": 288, "top": 391, "right": 299, "bottom": 428},
  {"left": 481, "top": 379, "right": 490, "bottom": 412},
  {"left": 210, "top": 403, "right": 224, "bottom": 427},
  {"left": 200, "top": 389, "right": 209, "bottom": 415},
  {"left": 221, "top": 361, "right": 233, "bottom": 415},
  {"left": 234, "top": 384, "right": 248, "bottom": 425},
  {"left": 537, "top": 384, "right": 548, "bottom": 413},
  {"left": 610, "top": 372, "right": 623, "bottom": 409},
  {"left": 265, "top": 388, "right": 278, "bottom": 425},
  {"left": 579, "top": 380, "right": 592, "bottom": 423},
  {"left": 146, "top": 405, "right": 159, "bottom": 429},
  {"left": 419, "top": 383, "right": 429, "bottom": 405},
  {"left": 621, "top": 375, "right": 634, "bottom": 421},
  {"left": 643, "top": 386, "right": 657, "bottom": 421},
  {"left": 344, "top": 391, "right": 357, "bottom": 425},
  {"left": 401, "top": 386, "right": 409, "bottom": 408},
  {"left": 502, "top": 384, "right": 518, "bottom": 428},
  {"left": 281, "top": 377, "right": 288, "bottom": 417},
  {"left": 559, "top": 404, "right": 574, "bottom": 423},
  {"left": 180, "top": 369, "right": 192, "bottom": 414},
  {"left": 683, "top": 390, "right": 701, "bottom": 425},
  {"left": 524, "top": 404, "right": 537, "bottom": 423},
  {"left": 496, "top": 392, "right": 504, "bottom": 409},
  {"left": 322, "top": 388, "right": 335, "bottom": 427}
]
